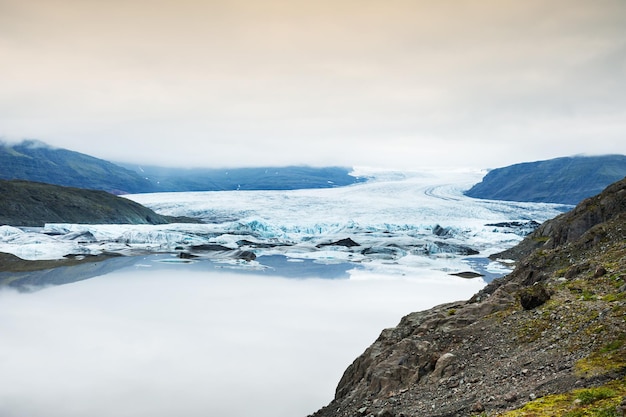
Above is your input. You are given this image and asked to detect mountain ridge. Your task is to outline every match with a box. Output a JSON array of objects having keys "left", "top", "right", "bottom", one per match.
[
  {"left": 0, "top": 140, "right": 361, "bottom": 193},
  {"left": 118, "top": 163, "right": 363, "bottom": 191},
  {"left": 0, "top": 140, "right": 155, "bottom": 194},
  {"left": 465, "top": 155, "right": 626, "bottom": 205}
]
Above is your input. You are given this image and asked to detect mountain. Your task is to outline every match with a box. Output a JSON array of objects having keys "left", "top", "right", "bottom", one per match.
[
  {"left": 465, "top": 155, "right": 626, "bottom": 205},
  {"left": 0, "top": 140, "right": 362, "bottom": 194},
  {"left": 311, "top": 177, "right": 626, "bottom": 417},
  {"left": 0, "top": 179, "right": 198, "bottom": 227},
  {"left": 0, "top": 140, "right": 155, "bottom": 194},
  {"left": 118, "top": 164, "right": 363, "bottom": 191}
]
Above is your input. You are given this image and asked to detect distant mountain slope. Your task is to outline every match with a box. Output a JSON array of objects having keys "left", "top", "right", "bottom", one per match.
[
  {"left": 0, "top": 140, "right": 155, "bottom": 194},
  {"left": 465, "top": 155, "right": 626, "bottom": 205},
  {"left": 0, "top": 180, "right": 195, "bottom": 227},
  {"left": 119, "top": 164, "right": 363, "bottom": 191},
  {"left": 0, "top": 140, "right": 362, "bottom": 193}
]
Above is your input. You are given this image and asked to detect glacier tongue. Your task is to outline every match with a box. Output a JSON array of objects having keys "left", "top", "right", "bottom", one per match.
[{"left": 0, "top": 169, "right": 568, "bottom": 277}]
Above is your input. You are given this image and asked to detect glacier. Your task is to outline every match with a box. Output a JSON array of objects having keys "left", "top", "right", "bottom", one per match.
[{"left": 0, "top": 168, "right": 568, "bottom": 280}]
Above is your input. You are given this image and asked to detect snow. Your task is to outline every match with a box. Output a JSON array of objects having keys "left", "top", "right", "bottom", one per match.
[
  {"left": 0, "top": 225, "right": 24, "bottom": 237},
  {"left": 0, "top": 168, "right": 568, "bottom": 277}
]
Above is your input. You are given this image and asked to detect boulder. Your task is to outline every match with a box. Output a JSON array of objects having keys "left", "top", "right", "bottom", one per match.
[
  {"left": 519, "top": 283, "right": 551, "bottom": 310},
  {"left": 234, "top": 250, "right": 256, "bottom": 262},
  {"left": 316, "top": 238, "right": 360, "bottom": 248},
  {"left": 430, "top": 353, "right": 457, "bottom": 380}
]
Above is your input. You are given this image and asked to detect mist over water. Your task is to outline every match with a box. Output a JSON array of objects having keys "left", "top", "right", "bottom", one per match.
[{"left": 0, "top": 266, "right": 484, "bottom": 417}]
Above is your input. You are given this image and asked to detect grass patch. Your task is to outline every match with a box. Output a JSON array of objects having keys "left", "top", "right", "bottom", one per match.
[
  {"left": 496, "top": 377, "right": 626, "bottom": 416},
  {"left": 516, "top": 309, "right": 552, "bottom": 343},
  {"left": 575, "top": 387, "right": 616, "bottom": 405},
  {"left": 576, "top": 336, "right": 626, "bottom": 377}
]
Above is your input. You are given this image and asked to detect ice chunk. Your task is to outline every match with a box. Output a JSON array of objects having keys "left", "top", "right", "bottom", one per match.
[{"left": 0, "top": 225, "right": 24, "bottom": 239}]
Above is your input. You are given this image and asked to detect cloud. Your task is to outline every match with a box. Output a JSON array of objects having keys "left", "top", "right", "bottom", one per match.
[
  {"left": 0, "top": 0, "right": 624, "bottom": 168},
  {"left": 0, "top": 268, "right": 483, "bottom": 417}
]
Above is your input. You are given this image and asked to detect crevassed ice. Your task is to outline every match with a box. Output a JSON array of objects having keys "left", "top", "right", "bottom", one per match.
[{"left": 0, "top": 169, "right": 568, "bottom": 276}]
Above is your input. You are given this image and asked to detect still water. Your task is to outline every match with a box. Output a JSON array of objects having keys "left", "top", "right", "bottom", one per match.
[{"left": 0, "top": 256, "right": 484, "bottom": 417}]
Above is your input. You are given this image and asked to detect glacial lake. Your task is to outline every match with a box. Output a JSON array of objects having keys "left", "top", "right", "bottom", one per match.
[{"left": 0, "top": 256, "right": 486, "bottom": 417}]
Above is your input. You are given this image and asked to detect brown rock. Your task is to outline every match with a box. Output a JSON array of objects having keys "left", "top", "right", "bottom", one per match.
[
  {"left": 471, "top": 401, "right": 485, "bottom": 412},
  {"left": 594, "top": 266, "right": 607, "bottom": 278},
  {"left": 431, "top": 353, "right": 457, "bottom": 380},
  {"left": 519, "top": 283, "right": 551, "bottom": 310},
  {"left": 503, "top": 392, "right": 518, "bottom": 402}
]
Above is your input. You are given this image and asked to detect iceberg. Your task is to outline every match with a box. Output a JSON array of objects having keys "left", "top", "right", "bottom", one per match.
[{"left": 0, "top": 225, "right": 24, "bottom": 238}]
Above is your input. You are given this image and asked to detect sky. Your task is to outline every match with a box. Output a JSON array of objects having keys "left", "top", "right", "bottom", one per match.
[{"left": 1, "top": 0, "right": 625, "bottom": 169}]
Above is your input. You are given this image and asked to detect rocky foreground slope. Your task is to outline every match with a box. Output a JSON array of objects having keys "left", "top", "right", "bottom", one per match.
[{"left": 311, "top": 178, "right": 626, "bottom": 417}]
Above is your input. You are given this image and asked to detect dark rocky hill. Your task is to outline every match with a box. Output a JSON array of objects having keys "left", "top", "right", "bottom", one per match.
[
  {"left": 311, "top": 178, "right": 626, "bottom": 417},
  {"left": 465, "top": 155, "right": 626, "bottom": 205},
  {"left": 0, "top": 140, "right": 155, "bottom": 194},
  {"left": 0, "top": 179, "right": 196, "bottom": 227}
]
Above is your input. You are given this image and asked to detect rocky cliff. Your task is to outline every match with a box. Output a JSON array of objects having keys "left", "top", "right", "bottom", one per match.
[{"left": 311, "top": 178, "right": 626, "bottom": 417}]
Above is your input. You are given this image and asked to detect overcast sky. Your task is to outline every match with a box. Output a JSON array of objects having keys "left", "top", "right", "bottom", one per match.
[{"left": 1, "top": 0, "right": 625, "bottom": 169}]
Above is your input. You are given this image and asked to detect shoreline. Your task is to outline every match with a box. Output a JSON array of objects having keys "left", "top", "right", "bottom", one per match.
[
  {"left": 0, "top": 252, "right": 357, "bottom": 291},
  {"left": 0, "top": 250, "right": 502, "bottom": 294},
  {"left": 0, "top": 253, "right": 142, "bottom": 290},
  {"left": 0, "top": 251, "right": 126, "bottom": 273}
]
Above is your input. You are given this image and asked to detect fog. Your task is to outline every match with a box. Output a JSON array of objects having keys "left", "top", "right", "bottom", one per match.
[
  {"left": 2, "top": 1, "right": 625, "bottom": 168},
  {"left": 0, "top": 267, "right": 483, "bottom": 417}
]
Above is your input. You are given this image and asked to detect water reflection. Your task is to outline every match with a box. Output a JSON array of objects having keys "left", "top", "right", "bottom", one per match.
[
  {"left": 1, "top": 254, "right": 355, "bottom": 292},
  {"left": 0, "top": 262, "right": 484, "bottom": 417}
]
